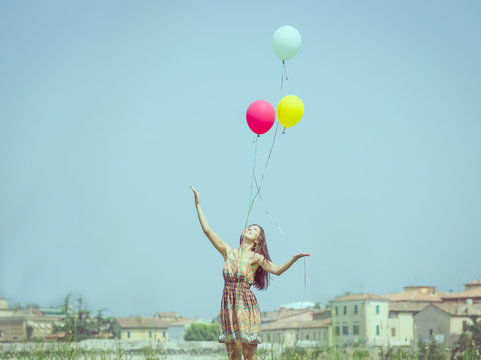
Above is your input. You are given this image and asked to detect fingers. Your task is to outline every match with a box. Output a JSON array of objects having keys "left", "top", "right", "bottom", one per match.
[{"left": 190, "top": 185, "right": 198, "bottom": 195}]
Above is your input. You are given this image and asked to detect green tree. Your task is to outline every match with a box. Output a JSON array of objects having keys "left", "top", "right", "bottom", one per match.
[
  {"left": 184, "top": 323, "right": 219, "bottom": 341},
  {"left": 26, "top": 325, "right": 34, "bottom": 339},
  {"left": 451, "top": 316, "right": 481, "bottom": 359},
  {"left": 55, "top": 293, "right": 112, "bottom": 341},
  {"left": 95, "top": 308, "right": 112, "bottom": 337},
  {"left": 418, "top": 338, "right": 447, "bottom": 360}
]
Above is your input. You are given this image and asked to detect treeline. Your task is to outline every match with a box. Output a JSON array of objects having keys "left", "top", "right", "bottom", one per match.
[
  {"left": 49, "top": 293, "right": 112, "bottom": 341},
  {"left": 183, "top": 323, "right": 219, "bottom": 341}
]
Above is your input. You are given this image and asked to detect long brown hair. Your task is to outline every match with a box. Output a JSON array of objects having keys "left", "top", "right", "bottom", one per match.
[{"left": 240, "top": 224, "right": 271, "bottom": 290}]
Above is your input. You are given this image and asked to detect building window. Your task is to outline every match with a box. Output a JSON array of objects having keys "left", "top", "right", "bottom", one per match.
[
  {"left": 376, "top": 305, "right": 380, "bottom": 314},
  {"left": 335, "top": 326, "right": 340, "bottom": 336},
  {"left": 354, "top": 304, "right": 358, "bottom": 314},
  {"left": 335, "top": 306, "right": 338, "bottom": 316},
  {"left": 342, "top": 324, "right": 348, "bottom": 336},
  {"left": 162, "top": 331, "right": 166, "bottom": 338},
  {"left": 343, "top": 305, "right": 347, "bottom": 315},
  {"left": 127, "top": 331, "right": 131, "bottom": 338},
  {"left": 391, "top": 328, "right": 396, "bottom": 337},
  {"left": 376, "top": 325, "right": 380, "bottom": 336},
  {"left": 149, "top": 331, "right": 152, "bottom": 338},
  {"left": 353, "top": 324, "right": 360, "bottom": 335}
]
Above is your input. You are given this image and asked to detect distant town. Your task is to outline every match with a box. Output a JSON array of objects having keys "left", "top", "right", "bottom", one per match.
[{"left": 1, "top": 276, "right": 480, "bottom": 350}]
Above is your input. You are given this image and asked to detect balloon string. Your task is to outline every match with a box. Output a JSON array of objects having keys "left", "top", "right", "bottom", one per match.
[
  {"left": 235, "top": 135, "right": 259, "bottom": 311},
  {"left": 280, "top": 60, "right": 288, "bottom": 92},
  {"left": 246, "top": 57, "right": 287, "bottom": 215},
  {"left": 250, "top": 122, "right": 307, "bottom": 345},
  {"left": 247, "top": 122, "right": 280, "bottom": 215},
  {"left": 292, "top": 259, "right": 308, "bottom": 352},
  {"left": 252, "top": 175, "right": 303, "bottom": 254},
  {"left": 280, "top": 60, "right": 288, "bottom": 133},
  {"left": 253, "top": 169, "right": 308, "bottom": 348}
]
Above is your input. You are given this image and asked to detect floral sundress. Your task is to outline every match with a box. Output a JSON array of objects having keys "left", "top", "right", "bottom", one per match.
[{"left": 218, "top": 248, "right": 262, "bottom": 344}]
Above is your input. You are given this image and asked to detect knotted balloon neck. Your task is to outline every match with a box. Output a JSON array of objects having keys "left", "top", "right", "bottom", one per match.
[{"left": 281, "top": 60, "right": 288, "bottom": 92}]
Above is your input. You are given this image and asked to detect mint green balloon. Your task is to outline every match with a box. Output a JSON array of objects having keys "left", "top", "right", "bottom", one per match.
[{"left": 272, "top": 26, "right": 302, "bottom": 61}]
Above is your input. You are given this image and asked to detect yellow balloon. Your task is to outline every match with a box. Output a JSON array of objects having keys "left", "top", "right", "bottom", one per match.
[{"left": 276, "top": 95, "right": 304, "bottom": 128}]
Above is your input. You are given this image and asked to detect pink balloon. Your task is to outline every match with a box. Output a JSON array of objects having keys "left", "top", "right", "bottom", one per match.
[{"left": 246, "top": 100, "right": 276, "bottom": 135}]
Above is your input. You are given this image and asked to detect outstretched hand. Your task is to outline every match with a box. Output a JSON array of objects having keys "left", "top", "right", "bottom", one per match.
[
  {"left": 293, "top": 253, "right": 311, "bottom": 261},
  {"left": 190, "top": 185, "right": 200, "bottom": 205}
]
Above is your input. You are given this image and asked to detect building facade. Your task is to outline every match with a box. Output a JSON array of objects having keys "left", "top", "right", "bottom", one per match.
[
  {"left": 0, "top": 314, "right": 62, "bottom": 342},
  {"left": 112, "top": 317, "right": 169, "bottom": 341},
  {"left": 262, "top": 309, "right": 332, "bottom": 347},
  {"left": 414, "top": 303, "right": 481, "bottom": 346},
  {"left": 331, "top": 294, "right": 390, "bottom": 347}
]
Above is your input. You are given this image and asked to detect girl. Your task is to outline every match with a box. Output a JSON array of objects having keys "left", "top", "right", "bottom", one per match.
[{"left": 190, "top": 186, "right": 310, "bottom": 360}]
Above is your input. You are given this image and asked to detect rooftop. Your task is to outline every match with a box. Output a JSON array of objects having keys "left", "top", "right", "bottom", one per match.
[
  {"left": 383, "top": 291, "right": 444, "bottom": 302},
  {"left": 331, "top": 294, "right": 389, "bottom": 302},
  {"left": 280, "top": 301, "right": 318, "bottom": 310},
  {"left": 433, "top": 303, "right": 481, "bottom": 316},
  {"left": 114, "top": 317, "right": 171, "bottom": 329},
  {"left": 388, "top": 302, "right": 430, "bottom": 313},
  {"left": 465, "top": 277, "right": 481, "bottom": 289},
  {"left": 262, "top": 318, "right": 331, "bottom": 331},
  {"left": 262, "top": 309, "right": 314, "bottom": 323},
  {"left": 442, "top": 288, "right": 481, "bottom": 300},
  {"left": 155, "top": 312, "right": 181, "bottom": 319}
]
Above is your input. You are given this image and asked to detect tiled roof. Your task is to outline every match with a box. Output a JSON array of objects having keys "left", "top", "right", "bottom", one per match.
[
  {"left": 0, "top": 315, "right": 62, "bottom": 322},
  {"left": 114, "top": 317, "right": 170, "bottom": 329},
  {"left": 331, "top": 294, "right": 388, "bottom": 302},
  {"left": 262, "top": 318, "right": 331, "bottom": 331},
  {"left": 262, "top": 309, "right": 314, "bottom": 322},
  {"left": 383, "top": 291, "right": 443, "bottom": 302},
  {"left": 313, "top": 309, "right": 331, "bottom": 319},
  {"left": 442, "top": 288, "right": 481, "bottom": 300},
  {"left": 155, "top": 312, "right": 180, "bottom": 319},
  {"left": 301, "top": 318, "right": 332, "bottom": 329},
  {"left": 465, "top": 278, "right": 481, "bottom": 287},
  {"left": 168, "top": 318, "right": 195, "bottom": 327},
  {"left": 32, "top": 309, "right": 45, "bottom": 316},
  {"left": 388, "top": 302, "right": 430, "bottom": 313},
  {"left": 11, "top": 308, "right": 48, "bottom": 316},
  {"left": 433, "top": 303, "right": 481, "bottom": 316}
]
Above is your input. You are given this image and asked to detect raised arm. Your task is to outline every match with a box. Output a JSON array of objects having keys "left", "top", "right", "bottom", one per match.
[
  {"left": 190, "top": 186, "right": 231, "bottom": 260},
  {"left": 255, "top": 253, "right": 310, "bottom": 276}
]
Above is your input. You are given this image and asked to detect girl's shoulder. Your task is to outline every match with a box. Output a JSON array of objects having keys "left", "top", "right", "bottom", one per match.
[{"left": 253, "top": 252, "right": 265, "bottom": 263}]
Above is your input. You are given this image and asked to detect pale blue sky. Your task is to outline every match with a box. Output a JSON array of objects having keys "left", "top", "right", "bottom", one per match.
[{"left": 1, "top": 0, "right": 480, "bottom": 319}]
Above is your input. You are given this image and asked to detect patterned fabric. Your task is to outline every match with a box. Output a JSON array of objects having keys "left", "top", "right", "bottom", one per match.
[{"left": 218, "top": 248, "right": 262, "bottom": 344}]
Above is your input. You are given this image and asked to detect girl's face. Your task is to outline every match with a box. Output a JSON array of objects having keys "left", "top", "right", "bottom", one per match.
[{"left": 243, "top": 225, "right": 261, "bottom": 242}]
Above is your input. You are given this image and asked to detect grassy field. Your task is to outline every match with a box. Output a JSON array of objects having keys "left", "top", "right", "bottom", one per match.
[{"left": 1, "top": 341, "right": 480, "bottom": 360}]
